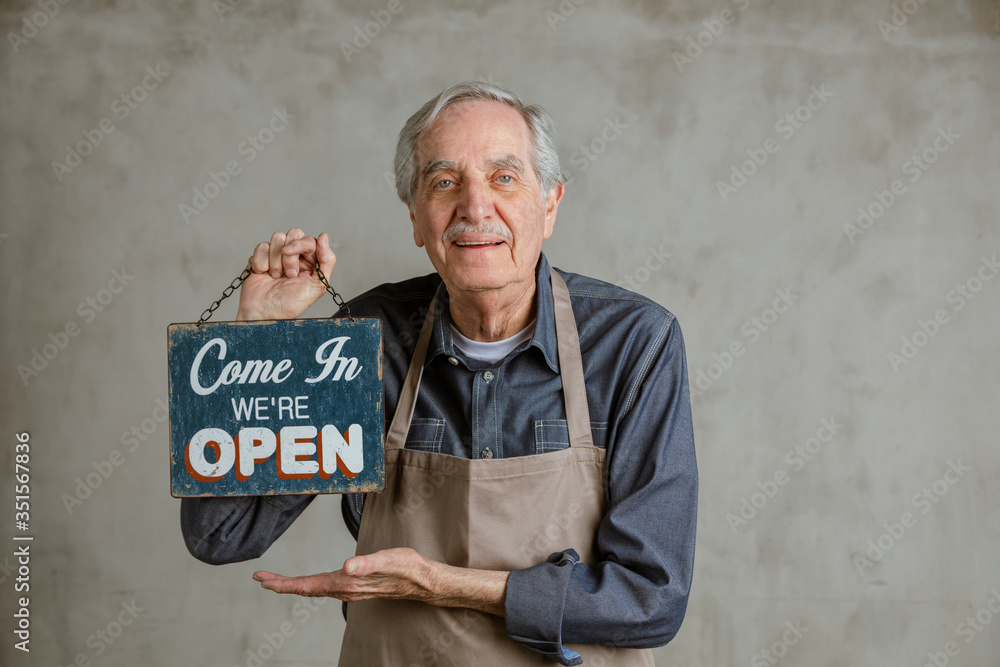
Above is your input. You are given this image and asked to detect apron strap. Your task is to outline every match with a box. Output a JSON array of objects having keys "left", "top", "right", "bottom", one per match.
[
  {"left": 384, "top": 267, "right": 594, "bottom": 450},
  {"left": 384, "top": 284, "right": 442, "bottom": 451},
  {"left": 550, "top": 270, "right": 595, "bottom": 449}
]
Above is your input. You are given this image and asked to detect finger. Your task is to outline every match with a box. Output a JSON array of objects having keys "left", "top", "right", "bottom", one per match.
[
  {"left": 268, "top": 231, "right": 287, "bottom": 278},
  {"left": 251, "top": 570, "right": 280, "bottom": 582},
  {"left": 260, "top": 578, "right": 301, "bottom": 595},
  {"left": 282, "top": 234, "right": 314, "bottom": 279},
  {"left": 317, "top": 232, "right": 336, "bottom": 277},
  {"left": 259, "top": 572, "right": 330, "bottom": 596},
  {"left": 343, "top": 555, "right": 368, "bottom": 577},
  {"left": 281, "top": 229, "right": 307, "bottom": 278},
  {"left": 250, "top": 243, "right": 270, "bottom": 274},
  {"left": 344, "top": 548, "right": 409, "bottom": 577},
  {"left": 281, "top": 236, "right": 318, "bottom": 257}
]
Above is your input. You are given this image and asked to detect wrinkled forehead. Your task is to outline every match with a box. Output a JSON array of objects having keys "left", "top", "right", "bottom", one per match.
[{"left": 414, "top": 99, "right": 534, "bottom": 174}]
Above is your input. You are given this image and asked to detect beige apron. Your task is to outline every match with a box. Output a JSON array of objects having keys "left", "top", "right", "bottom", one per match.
[{"left": 338, "top": 270, "right": 654, "bottom": 666}]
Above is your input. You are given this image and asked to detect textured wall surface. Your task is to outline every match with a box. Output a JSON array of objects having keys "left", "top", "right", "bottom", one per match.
[{"left": 1, "top": 0, "right": 998, "bottom": 665}]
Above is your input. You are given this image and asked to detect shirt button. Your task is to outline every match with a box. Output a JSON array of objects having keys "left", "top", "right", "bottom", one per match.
[
  {"left": 448, "top": 357, "right": 459, "bottom": 366},
  {"left": 480, "top": 448, "right": 494, "bottom": 459},
  {"left": 482, "top": 370, "right": 494, "bottom": 382}
]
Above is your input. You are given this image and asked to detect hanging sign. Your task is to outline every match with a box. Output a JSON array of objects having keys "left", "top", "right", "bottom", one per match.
[{"left": 167, "top": 318, "right": 384, "bottom": 497}]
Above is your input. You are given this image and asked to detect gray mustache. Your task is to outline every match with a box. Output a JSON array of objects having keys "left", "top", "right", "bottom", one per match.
[{"left": 442, "top": 221, "right": 513, "bottom": 244}]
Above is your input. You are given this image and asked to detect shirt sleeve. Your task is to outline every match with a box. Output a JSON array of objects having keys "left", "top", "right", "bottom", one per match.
[
  {"left": 341, "top": 493, "right": 363, "bottom": 539},
  {"left": 504, "top": 315, "right": 698, "bottom": 663},
  {"left": 180, "top": 494, "right": 315, "bottom": 565}
]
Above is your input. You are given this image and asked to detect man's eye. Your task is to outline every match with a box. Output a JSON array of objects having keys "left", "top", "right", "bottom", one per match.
[
  {"left": 435, "top": 179, "right": 453, "bottom": 188},
  {"left": 496, "top": 175, "right": 513, "bottom": 184}
]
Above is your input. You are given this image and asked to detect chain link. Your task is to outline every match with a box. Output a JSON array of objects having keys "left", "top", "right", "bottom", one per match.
[
  {"left": 316, "top": 265, "right": 354, "bottom": 320},
  {"left": 196, "top": 264, "right": 353, "bottom": 325},
  {"left": 197, "top": 266, "right": 251, "bottom": 325}
]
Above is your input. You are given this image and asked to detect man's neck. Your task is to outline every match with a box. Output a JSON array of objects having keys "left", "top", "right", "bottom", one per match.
[{"left": 447, "top": 279, "right": 537, "bottom": 342}]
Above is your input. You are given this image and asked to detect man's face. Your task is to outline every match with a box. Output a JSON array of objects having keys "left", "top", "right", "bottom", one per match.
[{"left": 408, "top": 100, "right": 563, "bottom": 297}]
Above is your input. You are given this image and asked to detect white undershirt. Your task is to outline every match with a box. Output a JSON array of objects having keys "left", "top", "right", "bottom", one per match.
[{"left": 450, "top": 319, "right": 536, "bottom": 365}]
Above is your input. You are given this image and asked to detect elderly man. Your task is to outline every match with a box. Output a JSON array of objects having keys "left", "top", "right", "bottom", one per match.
[{"left": 181, "top": 82, "right": 697, "bottom": 666}]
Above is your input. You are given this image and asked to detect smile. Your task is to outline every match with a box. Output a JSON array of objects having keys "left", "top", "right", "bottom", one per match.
[{"left": 454, "top": 241, "right": 505, "bottom": 247}]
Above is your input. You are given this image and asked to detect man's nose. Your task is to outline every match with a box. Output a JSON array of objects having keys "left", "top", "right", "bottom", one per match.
[{"left": 456, "top": 178, "right": 494, "bottom": 223}]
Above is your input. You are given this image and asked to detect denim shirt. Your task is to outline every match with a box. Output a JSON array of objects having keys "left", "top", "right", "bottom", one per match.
[{"left": 180, "top": 253, "right": 698, "bottom": 665}]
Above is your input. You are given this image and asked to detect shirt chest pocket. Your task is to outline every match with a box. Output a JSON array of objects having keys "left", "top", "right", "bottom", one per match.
[
  {"left": 533, "top": 419, "right": 608, "bottom": 454},
  {"left": 404, "top": 417, "right": 445, "bottom": 453}
]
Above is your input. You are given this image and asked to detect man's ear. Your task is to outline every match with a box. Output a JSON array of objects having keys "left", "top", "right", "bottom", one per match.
[
  {"left": 409, "top": 204, "right": 425, "bottom": 247},
  {"left": 542, "top": 181, "right": 565, "bottom": 240}
]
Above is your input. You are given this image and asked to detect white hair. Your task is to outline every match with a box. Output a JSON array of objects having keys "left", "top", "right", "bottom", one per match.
[{"left": 393, "top": 81, "right": 564, "bottom": 205}]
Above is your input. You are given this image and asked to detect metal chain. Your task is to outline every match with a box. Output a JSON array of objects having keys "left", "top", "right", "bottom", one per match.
[
  {"left": 197, "top": 266, "right": 251, "bottom": 325},
  {"left": 196, "top": 264, "right": 353, "bottom": 325},
  {"left": 316, "top": 265, "right": 354, "bottom": 320}
]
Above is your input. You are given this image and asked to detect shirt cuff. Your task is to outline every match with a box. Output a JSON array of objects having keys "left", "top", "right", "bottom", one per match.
[{"left": 504, "top": 549, "right": 583, "bottom": 666}]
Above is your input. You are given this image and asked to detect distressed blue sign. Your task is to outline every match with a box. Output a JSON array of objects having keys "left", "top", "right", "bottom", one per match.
[{"left": 167, "top": 318, "right": 384, "bottom": 497}]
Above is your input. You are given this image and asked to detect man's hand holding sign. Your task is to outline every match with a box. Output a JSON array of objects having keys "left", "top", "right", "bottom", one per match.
[
  {"left": 180, "top": 82, "right": 697, "bottom": 666},
  {"left": 236, "top": 229, "right": 336, "bottom": 321}
]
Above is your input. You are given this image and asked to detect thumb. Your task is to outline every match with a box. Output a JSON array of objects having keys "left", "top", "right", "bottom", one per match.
[
  {"left": 317, "top": 232, "right": 337, "bottom": 278},
  {"left": 343, "top": 555, "right": 370, "bottom": 577}
]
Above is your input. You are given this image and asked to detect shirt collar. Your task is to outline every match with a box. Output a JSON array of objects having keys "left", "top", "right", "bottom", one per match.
[{"left": 426, "top": 252, "right": 560, "bottom": 373}]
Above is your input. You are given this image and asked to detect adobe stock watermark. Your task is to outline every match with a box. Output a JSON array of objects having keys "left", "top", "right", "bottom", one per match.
[
  {"left": 381, "top": 300, "right": 439, "bottom": 361},
  {"left": 340, "top": 0, "right": 414, "bottom": 62},
  {"left": 886, "top": 253, "right": 998, "bottom": 373},
  {"left": 57, "top": 599, "right": 145, "bottom": 667},
  {"left": 232, "top": 597, "right": 330, "bottom": 667},
  {"left": 392, "top": 457, "right": 458, "bottom": 520},
  {"left": 7, "top": 0, "right": 72, "bottom": 54},
  {"left": 751, "top": 619, "right": 809, "bottom": 666},
  {"left": 51, "top": 63, "right": 171, "bottom": 183},
  {"left": 843, "top": 126, "right": 959, "bottom": 244},
  {"left": 402, "top": 604, "right": 620, "bottom": 667},
  {"left": 213, "top": 0, "right": 246, "bottom": 20},
  {"left": 921, "top": 586, "right": 1000, "bottom": 667},
  {"left": 516, "top": 502, "right": 585, "bottom": 563},
  {"left": 877, "top": 0, "right": 930, "bottom": 40},
  {"left": 562, "top": 116, "right": 629, "bottom": 186},
  {"left": 404, "top": 607, "right": 490, "bottom": 667},
  {"left": 672, "top": 0, "right": 751, "bottom": 73},
  {"left": 690, "top": 287, "right": 798, "bottom": 398},
  {"left": 546, "top": 0, "right": 587, "bottom": 30},
  {"left": 179, "top": 107, "right": 293, "bottom": 225},
  {"left": 61, "top": 398, "right": 168, "bottom": 514},
  {"left": 615, "top": 246, "right": 672, "bottom": 292},
  {"left": 17, "top": 268, "right": 135, "bottom": 386},
  {"left": 853, "top": 458, "right": 970, "bottom": 577},
  {"left": 726, "top": 417, "right": 842, "bottom": 533},
  {"left": 717, "top": 84, "right": 833, "bottom": 202}
]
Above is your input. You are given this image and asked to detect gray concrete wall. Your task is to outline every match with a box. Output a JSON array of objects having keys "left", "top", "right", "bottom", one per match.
[{"left": 1, "top": 0, "right": 998, "bottom": 664}]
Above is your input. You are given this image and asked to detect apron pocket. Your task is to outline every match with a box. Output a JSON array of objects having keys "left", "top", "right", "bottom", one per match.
[
  {"left": 534, "top": 420, "right": 608, "bottom": 453},
  {"left": 404, "top": 417, "right": 445, "bottom": 453}
]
